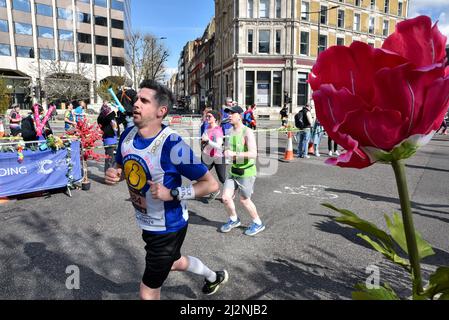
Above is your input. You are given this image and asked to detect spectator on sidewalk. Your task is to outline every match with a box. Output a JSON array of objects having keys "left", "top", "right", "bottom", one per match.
[
  {"left": 97, "top": 101, "right": 118, "bottom": 173},
  {"left": 311, "top": 119, "right": 324, "bottom": 157},
  {"left": 64, "top": 102, "right": 77, "bottom": 134},
  {"left": 280, "top": 105, "right": 288, "bottom": 127},
  {"left": 295, "top": 104, "right": 314, "bottom": 159},
  {"left": 8, "top": 103, "right": 22, "bottom": 137},
  {"left": 328, "top": 138, "right": 340, "bottom": 157}
]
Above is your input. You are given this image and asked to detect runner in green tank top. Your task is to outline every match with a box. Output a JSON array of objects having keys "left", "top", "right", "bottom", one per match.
[{"left": 220, "top": 105, "right": 265, "bottom": 236}]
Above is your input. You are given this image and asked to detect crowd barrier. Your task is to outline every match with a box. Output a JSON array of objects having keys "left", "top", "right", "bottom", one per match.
[{"left": 0, "top": 141, "right": 82, "bottom": 197}]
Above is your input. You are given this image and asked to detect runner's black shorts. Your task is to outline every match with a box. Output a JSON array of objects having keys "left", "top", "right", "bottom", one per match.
[{"left": 141, "top": 225, "right": 188, "bottom": 289}]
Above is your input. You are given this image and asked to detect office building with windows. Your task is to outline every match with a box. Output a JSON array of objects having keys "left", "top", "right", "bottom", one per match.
[
  {"left": 214, "top": 0, "right": 408, "bottom": 118},
  {"left": 0, "top": 0, "right": 130, "bottom": 107}
]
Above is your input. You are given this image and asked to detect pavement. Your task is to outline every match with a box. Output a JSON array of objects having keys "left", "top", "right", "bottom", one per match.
[{"left": 0, "top": 120, "right": 448, "bottom": 300}]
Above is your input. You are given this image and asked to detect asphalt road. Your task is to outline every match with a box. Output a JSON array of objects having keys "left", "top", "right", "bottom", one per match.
[{"left": 1, "top": 121, "right": 448, "bottom": 300}]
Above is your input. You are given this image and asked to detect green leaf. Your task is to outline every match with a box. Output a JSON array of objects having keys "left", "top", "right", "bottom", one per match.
[
  {"left": 357, "top": 234, "right": 410, "bottom": 271},
  {"left": 424, "top": 267, "right": 449, "bottom": 299},
  {"left": 322, "top": 204, "right": 394, "bottom": 248},
  {"left": 352, "top": 283, "right": 400, "bottom": 300},
  {"left": 385, "top": 213, "right": 435, "bottom": 260}
]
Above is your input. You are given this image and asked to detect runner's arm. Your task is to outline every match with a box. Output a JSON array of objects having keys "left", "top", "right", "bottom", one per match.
[
  {"left": 234, "top": 129, "right": 257, "bottom": 161},
  {"left": 207, "top": 136, "right": 223, "bottom": 151},
  {"left": 105, "top": 164, "right": 124, "bottom": 185}
]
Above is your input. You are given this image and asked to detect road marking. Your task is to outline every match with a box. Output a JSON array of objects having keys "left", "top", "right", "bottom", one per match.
[{"left": 273, "top": 185, "right": 339, "bottom": 200}]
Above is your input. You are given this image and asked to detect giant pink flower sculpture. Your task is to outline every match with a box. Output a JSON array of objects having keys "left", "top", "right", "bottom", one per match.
[{"left": 310, "top": 16, "right": 449, "bottom": 169}]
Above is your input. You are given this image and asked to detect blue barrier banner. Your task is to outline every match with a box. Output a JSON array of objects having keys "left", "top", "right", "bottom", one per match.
[{"left": 0, "top": 141, "right": 82, "bottom": 197}]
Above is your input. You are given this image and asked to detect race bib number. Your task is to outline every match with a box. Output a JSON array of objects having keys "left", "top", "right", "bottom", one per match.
[{"left": 128, "top": 188, "right": 147, "bottom": 214}]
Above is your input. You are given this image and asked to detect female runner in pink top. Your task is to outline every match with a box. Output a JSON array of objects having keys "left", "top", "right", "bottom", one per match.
[{"left": 201, "top": 110, "right": 227, "bottom": 199}]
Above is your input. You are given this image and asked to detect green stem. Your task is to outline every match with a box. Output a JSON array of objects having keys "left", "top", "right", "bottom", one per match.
[{"left": 391, "top": 160, "right": 423, "bottom": 296}]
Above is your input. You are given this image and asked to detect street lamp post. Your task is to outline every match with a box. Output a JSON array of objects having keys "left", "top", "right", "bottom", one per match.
[
  {"left": 314, "top": 5, "right": 339, "bottom": 59},
  {"left": 302, "top": 5, "right": 339, "bottom": 58},
  {"left": 220, "top": 11, "right": 227, "bottom": 107}
]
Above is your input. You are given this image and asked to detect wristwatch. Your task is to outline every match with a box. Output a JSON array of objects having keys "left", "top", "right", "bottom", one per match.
[{"left": 170, "top": 188, "right": 180, "bottom": 201}]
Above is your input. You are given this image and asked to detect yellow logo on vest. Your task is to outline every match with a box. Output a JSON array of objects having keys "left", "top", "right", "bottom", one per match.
[{"left": 124, "top": 160, "right": 148, "bottom": 191}]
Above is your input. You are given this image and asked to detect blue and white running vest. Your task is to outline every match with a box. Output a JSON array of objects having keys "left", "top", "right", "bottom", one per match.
[{"left": 121, "top": 126, "right": 189, "bottom": 233}]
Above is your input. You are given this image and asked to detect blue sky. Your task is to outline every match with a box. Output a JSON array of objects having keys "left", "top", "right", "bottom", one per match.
[
  {"left": 131, "top": 0, "right": 215, "bottom": 77},
  {"left": 130, "top": 1, "right": 448, "bottom": 79}
]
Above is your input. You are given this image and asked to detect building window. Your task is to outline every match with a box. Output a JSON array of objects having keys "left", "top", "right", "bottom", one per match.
[
  {"left": 257, "top": 71, "right": 271, "bottom": 107},
  {"left": 58, "top": 8, "right": 73, "bottom": 20},
  {"left": 247, "top": 0, "right": 253, "bottom": 18},
  {"left": 79, "top": 53, "right": 92, "bottom": 63},
  {"left": 258, "top": 30, "right": 270, "bottom": 53},
  {"left": 38, "top": 26, "right": 54, "bottom": 39},
  {"left": 14, "top": 22, "right": 32, "bottom": 35},
  {"left": 370, "top": 0, "right": 376, "bottom": 9},
  {"left": 36, "top": 3, "right": 53, "bottom": 17},
  {"left": 95, "top": 35, "right": 108, "bottom": 46},
  {"left": 275, "top": 0, "right": 281, "bottom": 18},
  {"left": 259, "top": 0, "right": 269, "bottom": 18},
  {"left": 111, "top": 0, "right": 124, "bottom": 11},
  {"left": 318, "top": 35, "right": 327, "bottom": 54},
  {"left": 39, "top": 48, "right": 55, "bottom": 60},
  {"left": 337, "top": 37, "right": 344, "bottom": 46},
  {"left": 300, "top": 31, "right": 309, "bottom": 55},
  {"left": 273, "top": 71, "right": 282, "bottom": 107},
  {"left": 112, "top": 56, "right": 124, "bottom": 66},
  {"left": 59, "top": 30, "right": 73, "bottom": 41},
  {"left": 354, "top": 13, "right": 360, "bottom": 31},
  {"left": 78, "top": 32, "right": 92, "bottom": 43},
  {"left": 248, "top": 29, "right": 253, "bottom": 53},
  {"left": 95, "top": 16, "right": 108, "bottom": 27},
  {"left": 60, "top": 50, "right": 74, "bottom": 61},
  {"left": 16, "top": 45, "right": 34, "bottom": 58},
  {"left": 12, "top": 0, "right": 30, "bottom": 12},
  {"left": 78, "top": 0, "right": 90, "bottom": 3},
  {"left": 94, "top": 0, "right": 107, "bottom": 7},
  {"left": 0, "top": 19, "right": 8, "bottom": 33},
  {"left": 112, "top": 38, "right": 124, "bottom": 48},
  {"left": 338, "top": 10, "right": 345, "bottom": 28},
  {"left": 398, "top": 1, "right": 403, "bottom": 16},
  {"left": 301, "top": 2, "right": 309, "bottom": 21},
  {"left": 245, "top": 71, "right": 255, "bottom": 106},
  {"left": 0, "top": 43, "right": 11, "bottom": 56},
  {"left": 297, "top": 73, "right": 308, "bottom": 107},
  {"left": 384, "top": 0, "right": 389, "bottom": 14},
  {"left": 78, "top": 12, "right": 91, "bottom": 24},
  {"left": 0, "top": 0, "right": 6, "bottom": 7},
  {"left": 275, "top": 30, "right": 281, "bottom": 54},
  {"left": 320, "top": 6, "right": 327, "bottom": 24},
  {"left": 355, "top": 0, "right": 361, "bottom": 6},
  {"left": 383, "top": 19, "right": 389, "bottom": 36},
  {"left": 369, "top": 17, "right": 375, "bottom": 34},
  {"left": 96, "top": 54, "right": 108, "bottom": 65},
  {"left": 111, "top": 19, "right": 123, "bottom": 29}
]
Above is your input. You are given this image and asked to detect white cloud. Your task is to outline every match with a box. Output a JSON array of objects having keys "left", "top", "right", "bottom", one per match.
[{"left": 409, "top": 0, "right": 449, "bottom": 38}]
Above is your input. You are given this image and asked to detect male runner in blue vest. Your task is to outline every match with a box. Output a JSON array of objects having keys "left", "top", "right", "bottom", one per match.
[{"left": 105, "top": 80, "right": 228, "bottom": 300}]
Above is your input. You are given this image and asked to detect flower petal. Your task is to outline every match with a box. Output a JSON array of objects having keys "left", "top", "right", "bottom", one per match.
[
  {"left": 325, "top": 149, "right": 373, "bottom": 169},
  {"left": 310, "top": 42, "right": 406, "bottom": 104},
  {"left": 373, "top": 63, "right": 445, "bottom": 136},
  {"left": 339, "top": 108, "right": 405, "bottom": 151},
  {"left": 382, "top": 16, "right": 448, "bottom": 67},
  {"left": 410, "top": 76, "right": 449, "bottom": 135}
]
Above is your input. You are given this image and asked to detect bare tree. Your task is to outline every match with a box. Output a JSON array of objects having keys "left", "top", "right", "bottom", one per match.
[
  {"left": 126, "top": 31, "right": 143, "bottom": 89},
  {"left": 37, "top": 59, "right": 92, "bottom": 102},
  {"left": 126, "top": 31, "right": 170, "bottom": 87},
  {"left": 0, "top": 77, "right": 11, "bottom": 118}
]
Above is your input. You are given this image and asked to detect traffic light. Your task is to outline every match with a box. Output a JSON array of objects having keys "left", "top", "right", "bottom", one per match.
[{"left": 31, "top": 86, "right": 36, "bottom": 97}]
